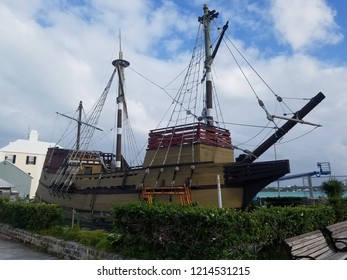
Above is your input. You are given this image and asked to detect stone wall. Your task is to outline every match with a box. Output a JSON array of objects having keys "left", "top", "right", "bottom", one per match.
[{"left": 0, "top": 223, "right": 123, "bottom": 260}]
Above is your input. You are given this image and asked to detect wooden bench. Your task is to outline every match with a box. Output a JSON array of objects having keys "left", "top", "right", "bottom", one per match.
[
  {"left": 324, "top": 220, "right": 347, "bottom": 252},
  {"left": 284, "top": 230, "right": 347, "bottom": 260}
]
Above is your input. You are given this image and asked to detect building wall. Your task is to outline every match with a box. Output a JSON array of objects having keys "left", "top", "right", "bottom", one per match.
[
  {"left": 0, "top": 161, "right": 31, "bottom": 198},
  {"left": 0, "top": 130, "right": 56, "bottom": 198},
  {"left": 0, "top": 153, "right": 44, "bottom": 197}
]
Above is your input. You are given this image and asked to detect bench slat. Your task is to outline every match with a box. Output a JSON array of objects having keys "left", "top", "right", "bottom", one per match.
[
  {"left": 326, "top": 221, "right": 347, "bottom": 231},
  {"left": 291, "top": 237, "right": 327, "bottom": 255},
  {"left": 285, "top": 229, "right": 347, "bottom": 260},
  {"left": 306, "top": 243, "right": 332, "bottom": 256},
  {"left": 326, "top": 252, "right": 347, "bottom": 260},
  {"left": 328, "top": 226, "right": 347, "bottom": 236},
  {"left": 285, "top": 230, "right": 322, "bottom": 245},
  {"left": 324, "top": 220, "right": 347, "bottom": 252}
]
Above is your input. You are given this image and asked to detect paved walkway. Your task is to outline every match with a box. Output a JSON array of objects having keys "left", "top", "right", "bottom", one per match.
[{"left": 0, "top": 234, "right": 58, "bottom": 260}]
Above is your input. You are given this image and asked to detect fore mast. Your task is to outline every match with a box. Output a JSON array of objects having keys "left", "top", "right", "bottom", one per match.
[{"left": 112, "top": 31, "right": 130, "bottom": 171}]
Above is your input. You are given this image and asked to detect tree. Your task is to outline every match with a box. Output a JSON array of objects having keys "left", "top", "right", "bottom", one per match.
[
  {"left": 320, "top": 179, "right": 347, "bottom": 222},
  {"left": 320, "top": 179, "right": 344, "bottom": 199}
]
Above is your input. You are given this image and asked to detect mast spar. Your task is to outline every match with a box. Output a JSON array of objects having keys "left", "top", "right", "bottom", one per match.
[
  {"left": 112, "top": 30, "right": 130, "bottom": 171},
  {"left": 76, "top": 101, "right": 82, "bottom": 151}
]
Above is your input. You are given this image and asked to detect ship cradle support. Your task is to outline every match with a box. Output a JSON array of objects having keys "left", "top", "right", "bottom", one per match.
[{"left": 141, "top": 184, "right": 192, "bottom": 205}]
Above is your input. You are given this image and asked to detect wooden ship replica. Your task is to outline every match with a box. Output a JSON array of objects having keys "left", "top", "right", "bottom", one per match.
[{"left": 36, "top": 4, "right": 325, "bottom": 222}]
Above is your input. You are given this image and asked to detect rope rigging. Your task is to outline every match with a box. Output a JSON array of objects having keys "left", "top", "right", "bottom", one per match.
[
  {"left": 50, "top": 68, "right": 117, "bottom": 189},
  {"left": 76, "top": 12, "right": 325, "bottom": 169},
  {"left": 145, "top": 24, "right": 207, "bottom": 167},
  {"left": 219, "top": 29, "right": 323, "bottom": 153},
  {"left": 128, "top": 27, "right": 323, "bottom": 164}
]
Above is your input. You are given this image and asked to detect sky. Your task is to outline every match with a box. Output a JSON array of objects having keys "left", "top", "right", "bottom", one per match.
[{"left": 1, "top": 0, "right": 347, "bottom": 186}]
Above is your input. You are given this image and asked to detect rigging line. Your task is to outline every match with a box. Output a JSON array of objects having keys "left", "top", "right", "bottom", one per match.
[
  {"left": 54, "top": 112, "right": 78, "bottom": 147},
  {"left": 236, "top": 120, "right": 274, "bottom": 146},
  {"left": 223, "top": 39, "right": 283, "bottom": 132},
  {"left": 128, "top": 28, "right": 205, "bottom": 113},
  {"left": 161, "top": 68, "right": 201, "bottom": 165},
  {"left": 221, "top": 121, "right": 276, "bottom": 129},
  {"left": 96, "top": 30, "right": 119, "bottom": 97},
  {"left": 176, "top": 66, "right": 202, "bottom": 162},
  {"left": 89, "top": 127, "right": 114, "bottom": 147},
  {"left": 224, "top": 35, "right": 261, "bottom": 99},
  {"left": 211, "top": 77, "right": 226, "bottom": 127},
  {"left": 281, "top": 97, "right": 311, "bottom": 100},
  {"left": 128, "top": 51, "right": 205, "bottom": 124},
  {"left": 276, "top": 126, "right": 319, "bottom": 145},
  {"left": 128, "top": 66, "right": 177, "bottom": 102},
  {"left": 147, "top": 102, "right": 178, "bottom": 167},
  {"left": 128, "top": 69, "right": 196, "bottom": 128},
  {"left": 225, "top": 34, "right": 278, "bottom": 98},
  {"left": 223, "top": 38, "right": 277, "bottom": 123},
  {"left": 224, "top": 34, "right": 296, "bottom": 115},
  {"left": 147, "top": 104, "right": 178, "bottom": 167},
  {"left": 163, "top": 63, "right": 191, "bottom": 89},
  {"left": 222, "top": 38, "right": 261, "bottom": 102},
  {"left": 257, "top": 121, "right": 281, "bottom": 147},
  {"left": 163, "top": 91, "right": 188, "bottom": 165},
  {"left": 50, "top": 113, "right": 60, "bottom": 145},
  {"left": 129, "top": 66, "right": 194, "bottom": 123},
  {"left": 123, "top": 118, "right": 143, "bottom": 165}
]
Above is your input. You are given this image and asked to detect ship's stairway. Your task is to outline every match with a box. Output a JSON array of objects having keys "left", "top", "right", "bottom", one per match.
[{"left": 141, "top": 184, "right": 192, "bottom": 205}]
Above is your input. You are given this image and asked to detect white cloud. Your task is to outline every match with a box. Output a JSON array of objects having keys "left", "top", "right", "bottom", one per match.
[
  {"left": 0, "top": 0, "right": 347, "bottom": 181},
  {"left": 269, "top": 0, "right": 343, "bottom": 52}
]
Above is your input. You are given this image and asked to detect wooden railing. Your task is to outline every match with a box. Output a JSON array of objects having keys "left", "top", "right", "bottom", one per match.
[{"left": 148, "top": 123, "right": 231, "bottom": 149}]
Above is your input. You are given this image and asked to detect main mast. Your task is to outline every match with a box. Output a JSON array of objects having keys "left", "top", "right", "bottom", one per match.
[
  {"left": 199, "top": 4, "right": 227, "bottom": 126},
  {"left": 112, "top": 31, "right": 130, "bottom": 171},
  {"left": 201, "top": 4, "right": 216, "bottom": 126}
]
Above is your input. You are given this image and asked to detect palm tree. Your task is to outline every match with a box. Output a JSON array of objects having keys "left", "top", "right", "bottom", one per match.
[
  {"left": 320, "top": 179, "right": 344, "bottom": 199},
  {"left": 321, "top": 179, "right": 347, "bottom": 221}
]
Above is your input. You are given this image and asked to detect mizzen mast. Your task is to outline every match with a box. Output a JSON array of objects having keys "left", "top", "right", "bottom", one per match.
[{"left": 112, "top": 30, "right": 130, "bottom": 171}]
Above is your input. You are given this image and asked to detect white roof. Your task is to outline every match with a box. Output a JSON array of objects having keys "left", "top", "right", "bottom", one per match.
[{"left": 0, "top": 139, "right": 56, "bottom": 155}]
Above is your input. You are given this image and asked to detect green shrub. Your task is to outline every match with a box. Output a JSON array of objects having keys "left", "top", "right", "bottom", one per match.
[
  {"left": 260, "top": 196, "right": 309, "bottom": 207},
  {"left": 0, "top": 200, "right": 63, "bottom": 231},
  {"left": 111, "top": 202, "right": 335, "bottom": 259},
  {"left": 326, "top": 198, "right": 347, "bottom": 222},
  {"left": 40, "top": 225, "right": 119, "bottom": 252},
  {"left": 1, "top": 198, "right": 340, "bottom": 259}
]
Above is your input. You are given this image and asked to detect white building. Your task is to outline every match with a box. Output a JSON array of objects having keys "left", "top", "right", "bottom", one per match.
[{"left": 0, "top": 130, "right": 56, "bottom": 198}]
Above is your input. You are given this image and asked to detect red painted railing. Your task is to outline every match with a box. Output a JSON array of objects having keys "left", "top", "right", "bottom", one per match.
[{"left": 147, "top": 123, "right": 231, "bottom": 149}]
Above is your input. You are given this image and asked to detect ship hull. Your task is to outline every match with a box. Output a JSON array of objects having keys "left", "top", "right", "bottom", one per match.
[{"left": 36, "top": 147, "right": 289, "bottom": 223}]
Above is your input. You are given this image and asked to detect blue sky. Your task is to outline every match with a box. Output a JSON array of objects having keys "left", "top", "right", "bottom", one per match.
[{"left": 1, "top": 0, "right": 347, "bottom": 185}]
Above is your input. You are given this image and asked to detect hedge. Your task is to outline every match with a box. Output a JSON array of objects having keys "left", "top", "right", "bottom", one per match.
[
  {"left": 0, "top": 198, "right": 338, "bottom": 259},
  {"left": 112, "top": 202, "right": 336, "bottom": 259},
  {"left": 0, "top": 198, "right": 63, "bottom": 231}
]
